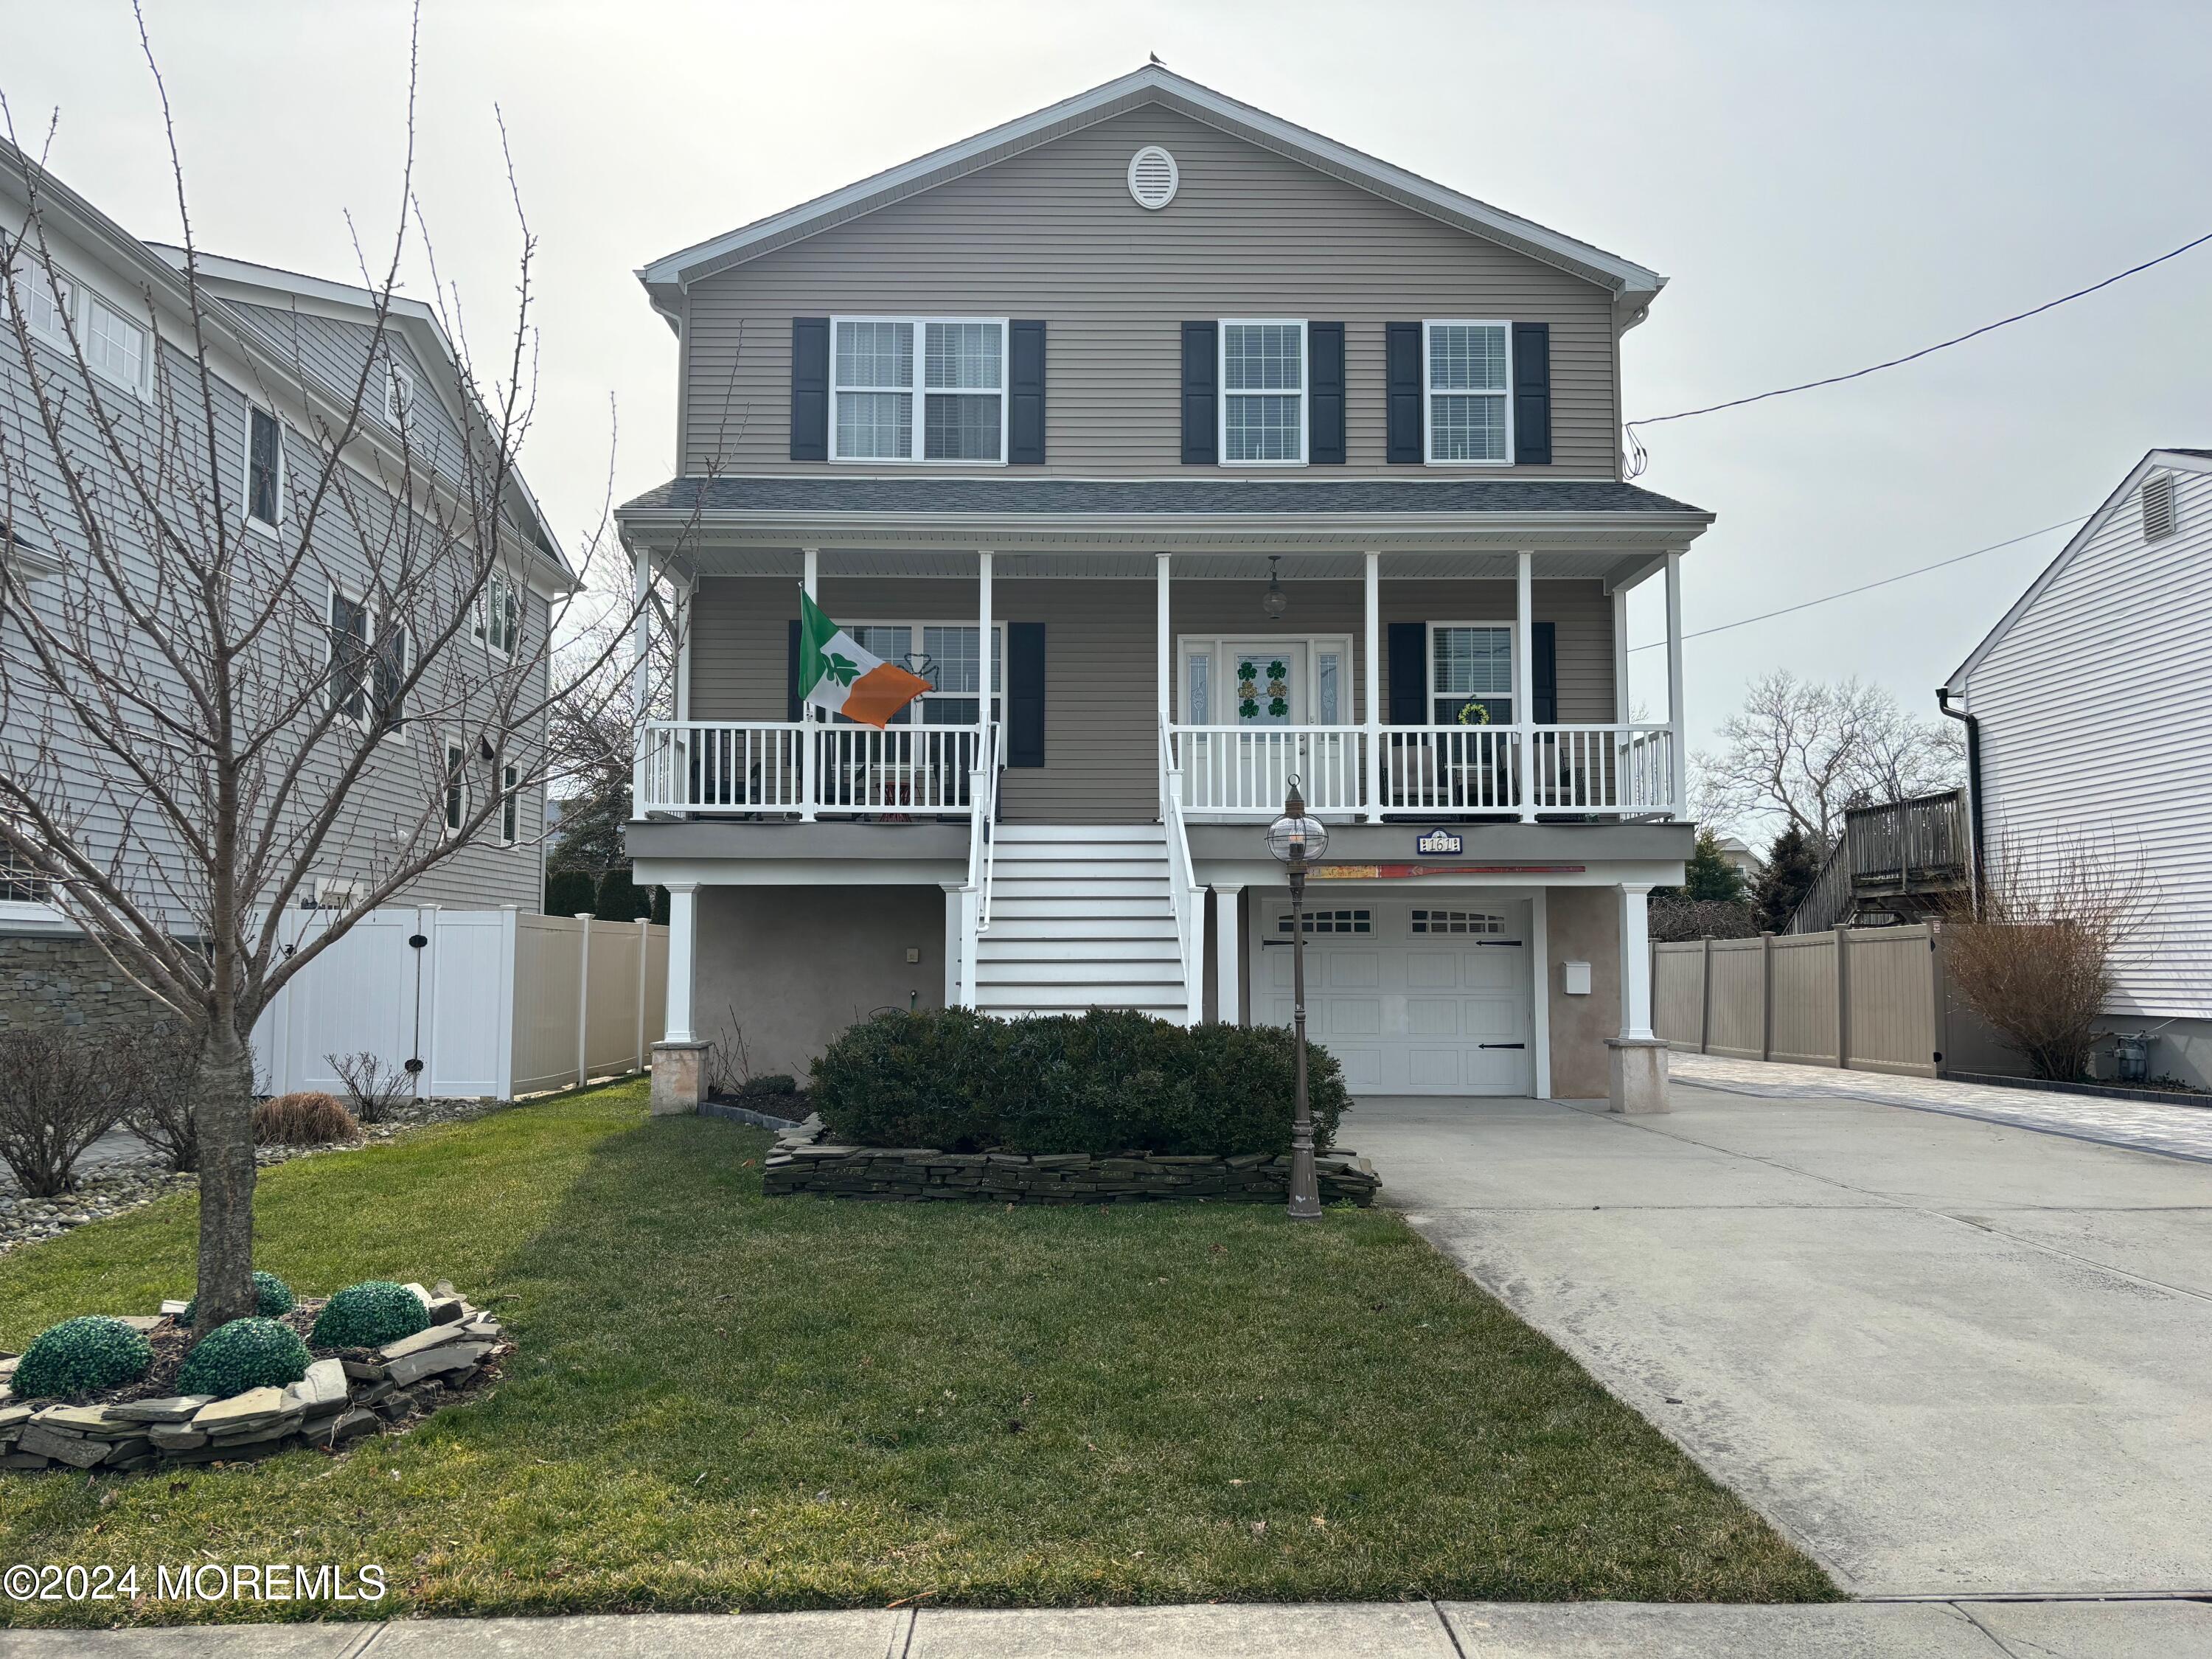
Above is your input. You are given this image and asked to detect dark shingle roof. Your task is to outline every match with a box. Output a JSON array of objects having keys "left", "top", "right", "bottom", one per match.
[{"left": 619, "top": 475, "right": 1706, "bottom": 518}]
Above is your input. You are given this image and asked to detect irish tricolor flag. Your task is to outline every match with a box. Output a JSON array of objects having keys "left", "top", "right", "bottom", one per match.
[{"left": 798, "top": 591, "right": 932, "bottom": 728}]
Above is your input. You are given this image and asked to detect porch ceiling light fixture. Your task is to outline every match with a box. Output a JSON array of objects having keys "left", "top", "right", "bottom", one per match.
[
  {"left": 1265, "top": 774, "right": 1328, "bottom": 1221},
  {"left": 1260, "top": 554, "right": 1288, "bottom": 620}
]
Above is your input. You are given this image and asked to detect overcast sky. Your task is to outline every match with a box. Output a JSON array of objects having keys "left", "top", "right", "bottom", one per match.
[{"left": 6, "top": 1, "right": 2208, "bottom": 776}]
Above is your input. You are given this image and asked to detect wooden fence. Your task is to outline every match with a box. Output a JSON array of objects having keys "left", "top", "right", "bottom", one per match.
[{"left": 1653, "top": 924, "right": 1947, "bottom": 1078}]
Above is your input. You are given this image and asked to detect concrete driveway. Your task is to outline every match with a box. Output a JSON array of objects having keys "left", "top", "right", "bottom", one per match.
[{"left": 1349, "top": 1083, "right": 2212, "bottom": 1599}]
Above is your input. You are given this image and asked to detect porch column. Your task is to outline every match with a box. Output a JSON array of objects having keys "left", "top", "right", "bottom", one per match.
[
  {"left": 799, "top": 549, "right": 819, "bottom": 824},
  {"left": 1363, "top": 551, "right": 1381, "bottom": 820},
  {"left": 630, "top": 543, "right": 652, "bottom": 818},
  {"left": 1607, "top": 880, "right": 1669, "bottom": 1114},
  {"left": 976, "top": 549, "right": 994, "bottom": 733},
  {"left": 1514, "top": 549, "right": 1536, "bottom": 821},
  {"left": 1214, "top": 885, "right": 1244, "bottom": 1024},
  {"left": 1663, "top": 550, "right": 1686, "bottom": 817},
  {"left": 1155, "top": 552, "right": 1172, "bottom": 728},
  {"left": 942, "top": 882, "right": 964, "bottom": 1006},
  {"left": 650, "top": 881, "right": 706, "bottom": 1116},
  {"left": 672, "top": 570, "right": 694, "bottom": 722},
  {"left": 1612, "top": 584, "right": 1630, "bottom": 724}
]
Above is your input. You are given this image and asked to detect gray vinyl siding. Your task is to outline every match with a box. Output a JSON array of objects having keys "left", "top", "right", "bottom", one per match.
[
  {"left": 681, "top": 105, "right": 1620, "bottom": 479},
  {"left": 229, "top": 302, "right": 472, "bottom": 484},
  {"left": 687, "top": 574, "right": 1615, "bottom": 823},
  {"left": 1963, "top": 465, "right": 2212, "bottom": 1020},
  {"left": 1, "top": 248, "right": 546, "bottom": 928}
]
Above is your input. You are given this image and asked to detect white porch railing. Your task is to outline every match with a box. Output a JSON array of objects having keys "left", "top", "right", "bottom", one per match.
[
  {"left": 638, "top": 720, "right": 990, "bottom": 818},
  {"left": 1167, "top": 722, "right": 1680, "bottom": 819},
  {"left": 1158, "top": 714, "right": 1206, "bottom": 1024}
]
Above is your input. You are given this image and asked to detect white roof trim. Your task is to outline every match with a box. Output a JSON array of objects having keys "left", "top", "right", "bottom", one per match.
[
  {"left": 1944, "top": 448, "right": 2212, "bottom": 697},
  {"left": 637, "top": 65, "right": 1664, "bottom": 307}
]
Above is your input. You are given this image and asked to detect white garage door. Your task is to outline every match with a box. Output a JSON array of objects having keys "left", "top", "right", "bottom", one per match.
[{"left": 1259, "top": 898, "right": 1533, "bottom": 1096}]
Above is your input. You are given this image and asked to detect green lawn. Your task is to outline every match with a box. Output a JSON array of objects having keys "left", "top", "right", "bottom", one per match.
[{"left": 0, "top": 1082, "right": 1834, "bottom": 1624}]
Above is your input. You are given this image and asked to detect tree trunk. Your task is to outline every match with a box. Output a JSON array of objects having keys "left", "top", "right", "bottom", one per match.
[{"left": 190, "top": 1022, "right": 259, "bottom": 1338}]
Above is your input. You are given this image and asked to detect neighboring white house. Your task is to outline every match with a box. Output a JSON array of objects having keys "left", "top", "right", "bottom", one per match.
[
  {"left": 1941, "top": 448, "right": 2212, "bottom": 1090},
  {"left": 1713, "top": 835, "right": 1764, "bottom": 886}
]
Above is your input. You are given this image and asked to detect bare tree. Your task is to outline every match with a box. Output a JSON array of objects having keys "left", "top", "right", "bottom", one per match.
[
  {"left": 1941, "top": 831, "right": 2151, "bottom": 1082},
  {"left": 1695, "top": 671, "right": 1964, "bottom": 844},
  {"left": 0, "top": 14, "right": 661, "bottom": 1333}
]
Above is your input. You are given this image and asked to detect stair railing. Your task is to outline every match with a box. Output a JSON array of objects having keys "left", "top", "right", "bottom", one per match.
[
  {"left": 1159, "top": 714, "right": 1204, "bottom": 1025},
  {"left": 958, "top": 720, "right": 1001, "bottom": 1007}
]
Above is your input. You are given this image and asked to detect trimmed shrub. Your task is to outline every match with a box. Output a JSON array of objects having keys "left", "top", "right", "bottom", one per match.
[
  {"left": 544, "top": 869, "right": 596, "bottom": 917},
  {"left": 596, "top": 866, "right": 650, "bottom": 922},
  {"left": 812, "top": 1007, "right": 1346, "bottom": 1158},
  {"left": 12, "top": 1315, "right": 153, "bottom": 1400},
  {"left": 738, "top": 1073, "right": 799, "bottom": 1099},
  {"left": 253, "top": 1091, "right": 358, "bottom": 1147},
  {"left": 310, "top": 1280, "right": 429, "bottom": 1350},
  {"left": 178, "top": 1318, "right": 311, "bottom": 1397},
  {"left": 181, "top": 1270, "right": 294, "bottom": 1326}
]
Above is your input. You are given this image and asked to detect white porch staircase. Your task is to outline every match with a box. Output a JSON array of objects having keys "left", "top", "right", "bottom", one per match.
[{"left": 971, "top": 823, "right": 1192, "bottom": 1019}]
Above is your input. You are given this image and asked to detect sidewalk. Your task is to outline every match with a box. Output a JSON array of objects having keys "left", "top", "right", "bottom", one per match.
[
  {"left": 5, "top": 1599, "right": 2210, "bottom": 1656},
  {"left": 1671, "top": 1051, "right": 2212, "bottom": 1164}
]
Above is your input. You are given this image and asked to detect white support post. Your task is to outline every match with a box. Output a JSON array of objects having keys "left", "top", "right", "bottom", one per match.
[
  {"left": 942, "top": 883, "right": 964, "bottom": 1007},
  {"left": 1214, "top": 885, "right": 1244, "bottom": 1024},
  {"left": 1612, "top": 583, "right": 1630, "bottom": 724},
  {"left": 1186, "top": 883, "right": 1206, "bottom": 1026},
  {"left": 663, "top": 884, "right": 698, "bottom": 1043},
  {"left": 1363, "top": 551, "right": 1381, "bottom": 819},
  {"left": 977, "top": 549, "right": 994, "bottom": 719},
  {"left": 1515, "top": 549, "right": 1536, "bottom": 822},
  {"left": 630, "top": 544, "right": 652, "bottom": 819},
  {"left": 1155, "top": 552, "right": 1172, "bottom": 726},
  {"left": 673, "top": 573, "right": 694, "bottom": 723},
  {"left": 574, "top": 911, "right": 594, "bottom": 1088},
  {"left": 1618, "top": 883, "right": 1655, "bottom": 1041},
  {"left": 634, "top": 917, "right": 650, "bottom": 1074},
  {"left": 1664, "top": 550, "right": 1686, "bottom": 818},
  {"left": 799, "top": 549, "right": 819, "bottom": 823},
  {"left": 959, "top": 886, "right": 980, "bottom": 1009},
  {"left": 1529, "top": 888, "right": 1551, "bottom": 1100}
]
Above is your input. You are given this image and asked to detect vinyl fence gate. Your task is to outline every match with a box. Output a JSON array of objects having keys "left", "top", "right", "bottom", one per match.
[{"left": 254, "top": 906, "right": 669, "bottom": 1101}]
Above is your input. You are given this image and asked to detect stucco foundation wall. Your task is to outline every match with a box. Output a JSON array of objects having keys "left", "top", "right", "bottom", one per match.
[
  {"left": 1546, "top": 888, "right": 1621, "bottom": 1100},
  {"left": 693, "top": 885, "right": 945, "bottom": 1077},
  {"left": 0, "top": 931, "right": 166, "bottom": 1035}
]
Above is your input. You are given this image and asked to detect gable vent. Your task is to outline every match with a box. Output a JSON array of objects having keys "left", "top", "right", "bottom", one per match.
[
  {"left": 2143, "top": 471, "right": 2177, "bottom": 541},
  {"left": 1127, "top": 145, "right": 1179, "bottom": 210}
]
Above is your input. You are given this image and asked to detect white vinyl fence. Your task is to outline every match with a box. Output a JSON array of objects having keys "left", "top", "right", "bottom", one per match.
[{"left": 254, "top": 906, "right": 668, "bottom": 1101}]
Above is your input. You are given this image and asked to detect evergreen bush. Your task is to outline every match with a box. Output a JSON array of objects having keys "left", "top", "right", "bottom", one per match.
[
  {"left": 175, "top": 1317, "right": 310, "bottom": 1397},
  {"left": 543, "top": 868, "right": 596, "bottom": 917},
  {"left": 310, "top": 1280, "right": 429, "bottom": 1350},
  {"left": 181, "top": 1270, "right": 294, "bottom": 1326},
  {"left": 12, "top": 1315, "right": 153, "bottom": 1400},
  {"left": 813, "top": 1007, "right": 1345, "bottom": 1158}
]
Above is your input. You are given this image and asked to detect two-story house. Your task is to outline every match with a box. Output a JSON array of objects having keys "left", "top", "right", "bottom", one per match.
[
  {"left": 622, "top": 66, "right": 1705, "bottom": 1110},
  {"left": 0, "top": 140, "right": 570, "bottom": 1035}
]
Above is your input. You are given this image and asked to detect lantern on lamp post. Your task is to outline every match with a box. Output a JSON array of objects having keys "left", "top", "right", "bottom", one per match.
[{"left": 1265, "top": 776, "right": 1328, "bottom": 1220}]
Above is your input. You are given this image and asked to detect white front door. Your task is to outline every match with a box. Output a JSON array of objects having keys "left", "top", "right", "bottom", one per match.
[
  {"left": 1223, "top": 642, "right": 1307, "bottom": 726},
  {"left": 1259, "top": 898, "right": 1534, "bottom": 1096}
]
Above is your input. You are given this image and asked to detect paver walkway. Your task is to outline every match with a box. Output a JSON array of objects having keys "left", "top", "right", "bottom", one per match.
[
  {"left": 1672, "top": 1051, "right": 2212, "bottom": 1163},
  {"left": 3, "top": 1599, "right": 2208, "bottom": 1656},
  {"left": 1352, "top": 1085, "right": 2212, "bottom": 1600}
]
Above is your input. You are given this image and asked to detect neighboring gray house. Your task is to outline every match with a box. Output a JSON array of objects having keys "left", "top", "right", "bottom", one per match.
[
  {"left": 0, "top": 142, "right": 571, "bottom": 1032},
  {"left": 1941, "top": 449, "right": 2212, "bottom": 1091},
  {"left": 622, "top": 66, "right": 1705, "bottom": 1107}
]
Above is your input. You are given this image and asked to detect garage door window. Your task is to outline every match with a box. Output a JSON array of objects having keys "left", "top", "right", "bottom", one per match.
[
  {"left": 1410, "top": 909, "right": 1504, "bottom": 935},
  {"left": 1278, "top": 908, "right": 1371, "bottom": 934}
]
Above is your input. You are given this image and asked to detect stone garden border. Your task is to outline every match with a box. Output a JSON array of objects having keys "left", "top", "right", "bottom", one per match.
[
  {"left": 0, "top": 1281, "right": 507, "bottom": 1474},
  {"left": 762, "top": 1116, "right": 1380, "bottom": 1206}
]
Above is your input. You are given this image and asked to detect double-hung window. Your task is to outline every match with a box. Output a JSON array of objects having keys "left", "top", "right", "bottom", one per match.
[
  {"left": 83, "top": 295, "right": 149, "bottom": 394},
  {"left": 1429, "top": 622, "right": 1513, "bottom": 726},
  {"left": 476, "top": 572, "right": 518, "bottom": 655},
  {"left": 246, "top": 406, "right": 283, "bottom": 527},
  {"left": 8, "top": 260, "right": 74, "bottom": 348},
  {"left": 839, "top": 620, "right": 1004, "bottom": 725},
  {"left": 831, "top": 317, "right": 1006, "bottom": 463},
  {"left": 329, "top": 588, "right": 408, "bottom": 735},
  {"left": 1220, "top": 320, "right": 1305, "bottom": 464},
  {"left": 499, "top": 764, "right": 520, "bottom": 846},
  {"left": 444, "top": 740, "right": 467, "bottom": 835},
  {"left": 1424, "top": 321, "right": 1512, "bottom": 464}
]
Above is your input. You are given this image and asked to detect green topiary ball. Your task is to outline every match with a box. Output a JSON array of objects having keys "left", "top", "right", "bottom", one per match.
[
  {"left": 12, "top": 1315, "right": 154, "bottom": 1400},
  {"left": 181, "top": 1270, "right": 294, "bottom": 1326},
  {"left": 176, "top": 1318, "right": 311, "bottom": 1398},
  {"left": 309, "top": 1281, "right": 428, "bottom": 1351}
]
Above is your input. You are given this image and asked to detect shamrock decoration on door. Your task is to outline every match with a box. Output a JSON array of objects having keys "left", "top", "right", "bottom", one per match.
[
  {"left": 1238, "top": 659, "right": 1259, "bottom": 721},
  {"left": 1265, "top": 659, "right": 1289, "bottom": 720}
]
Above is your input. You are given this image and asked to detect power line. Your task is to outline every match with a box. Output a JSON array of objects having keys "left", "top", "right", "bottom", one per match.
[
  {"left": 1627, "top": 515, "right": 2086, "bottom": 653},
  {"left": 1624, "top": 227, "right": 2212, "bottom": 477}
]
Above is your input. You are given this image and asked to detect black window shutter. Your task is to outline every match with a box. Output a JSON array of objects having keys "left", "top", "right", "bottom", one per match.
[
  {"left": 1385, "top": 322, "right": 1424, "bottom": 465},
  {"left": 1308, "top": 321, "right": 1345, "bottom": 464},
  {"left": 1533, "top": 621, "right": 1557, "bottom": 724},
  {"left": 1180, "top": 322, "right": 1217, "bottom": 465},
  {"left": 1387, "top": 621, "right": 1427, "bottom": 724},
  {"left": 1512, "top": 322, "right": 1551, "bottom": 465},
  {"left": 1009, "top": 321, "right": 1047, "bottom": 465},
  {"left": 1007, "top": 622, "right": 1046, "bottom": 767},
  {"left": 786, "top": 619, "right": 802, "bottom": 722},
  {"left": 790, "top": 318, "right": 830, "bottom": 462}
]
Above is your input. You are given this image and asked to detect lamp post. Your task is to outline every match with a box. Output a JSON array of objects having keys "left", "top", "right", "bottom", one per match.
[{"left": 1266, "top": 776, "right": 1328, "bottom": 1220}]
